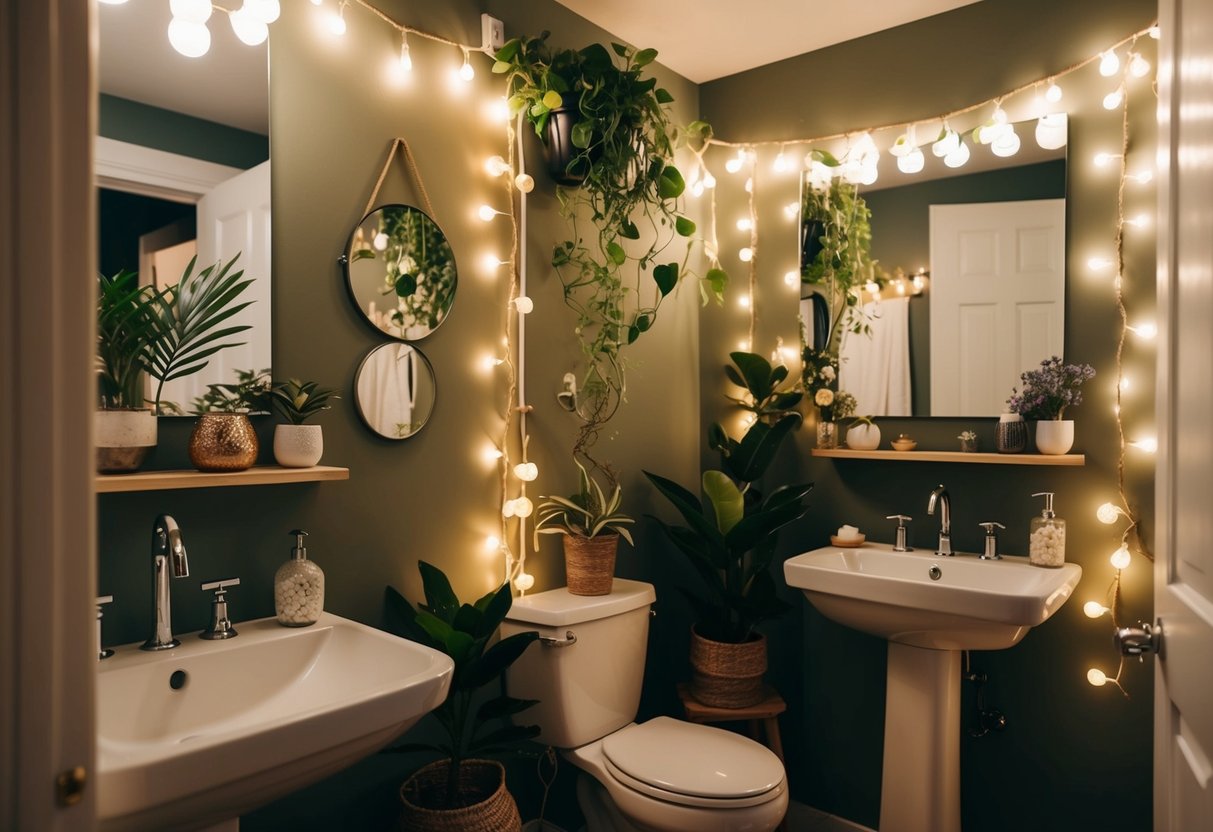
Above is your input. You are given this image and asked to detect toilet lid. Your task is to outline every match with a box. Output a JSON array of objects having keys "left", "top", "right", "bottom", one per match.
[{"left": 601, "top": 717, "right": 784, "bottom": 800}]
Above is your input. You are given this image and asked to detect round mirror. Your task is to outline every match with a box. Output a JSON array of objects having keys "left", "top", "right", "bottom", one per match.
[
  {"left": 354, "top": 343, "right": 436, "bottom": 440},
  {"left": 343, "top": 204, "right": 457, "bottom": 340}
]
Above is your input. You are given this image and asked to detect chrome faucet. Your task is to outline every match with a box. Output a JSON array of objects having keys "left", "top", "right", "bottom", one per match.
[
  {"left": 142, "top": 515, "right": 190, "bottom": 651},
  {"left": 927, "top": 485, "right": 953, "bottom": 556}
]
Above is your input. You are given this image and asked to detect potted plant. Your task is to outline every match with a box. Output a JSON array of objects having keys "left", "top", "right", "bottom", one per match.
[
  {"left": 1006, "top": 356, "right": 1096, "bottom": 455},
  {"left": 533, "top": 459, "right": 635, "bottom": 596},
  {"left": 958, "top": 430, "right": 979, "bottom": 453},
  {"left": 267, "top": 378, "right": 339, "bottom": 468},
  {"left": 384, "top": 563, "right": 540, "bottom": 832},
  {"left": 644, "top": 353, "right": 813, "bottom": 708},
  {"left": 494, "top": 34, "right": 726, "bottom": 464},
  {"left": 846, "top": 415, "right": 881, "bottom": 450}
]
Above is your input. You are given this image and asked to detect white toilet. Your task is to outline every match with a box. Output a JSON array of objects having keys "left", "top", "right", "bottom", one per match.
[{"left": 500, "top": 579, "right": 788, "bottom": 832}]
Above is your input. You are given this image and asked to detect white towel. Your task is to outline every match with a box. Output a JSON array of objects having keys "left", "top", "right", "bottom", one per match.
[{"left": 839, "top": 297, "right": 912, "bottom": 416}]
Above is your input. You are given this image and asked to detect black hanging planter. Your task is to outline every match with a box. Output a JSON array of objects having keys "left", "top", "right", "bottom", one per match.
[
  {"left": 800, "top": 218, "right": 825, "bottom": 271},
  {"left": 542, "top": 104, "right": 589, "bottom": 187}
]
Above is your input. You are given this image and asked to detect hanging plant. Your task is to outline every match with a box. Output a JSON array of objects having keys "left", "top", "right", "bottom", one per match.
[{"left": 494, "top": 33, "right": 727, "bottom": 475}]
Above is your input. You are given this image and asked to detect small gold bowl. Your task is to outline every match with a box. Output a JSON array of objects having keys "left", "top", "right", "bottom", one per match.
[
  {"left": 830, "top": 534, "right": 866, "bottom": 548},
  {"left": 890, "top": 438, "right": 918, "bottom": 452}
]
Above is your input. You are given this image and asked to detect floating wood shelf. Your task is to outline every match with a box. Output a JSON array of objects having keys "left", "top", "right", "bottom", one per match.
[
  {"left": 810, "top": 449, "right": 1085, "bottom": 466},
  {"left": 96, "top": 465, "right": 350, "bottom": 494}
]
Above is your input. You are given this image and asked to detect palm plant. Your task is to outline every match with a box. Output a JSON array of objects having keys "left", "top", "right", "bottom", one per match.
[
  {"left": 533, "top": 458, "right": 635, "bottom": 548},
  {"left": 267, "top": 378, "right": 339, "bottom": 425}
]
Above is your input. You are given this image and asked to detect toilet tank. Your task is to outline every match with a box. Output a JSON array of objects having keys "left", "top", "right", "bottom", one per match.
[{"left": 500, "top": 579, "right": 656, "bottom": 749}]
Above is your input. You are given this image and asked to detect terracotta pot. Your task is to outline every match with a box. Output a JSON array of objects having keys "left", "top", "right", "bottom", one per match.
[
  {"left": 563, "top": 533, "right": 618, "bottom": 596},
  {"left": 189, "top": 413, "right": 258, "bottom": 472},
  {"left": 689, "top": 626, "right": 768, "bottom": 708},
  {"left": 95, "top": 408, "right": 157, "bottom": 473},
  {"left": 273, "top": 424, "right": 323, "bottom": 467},
  {"left": 1034, "top": 419, "right": 1075, "bottom": 455},
  {"left": 398, "top": 759, "right": 520, "bottom": 832}
]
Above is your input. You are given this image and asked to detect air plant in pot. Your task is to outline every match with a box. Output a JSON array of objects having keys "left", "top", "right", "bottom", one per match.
[
  {"left": 385, "top": 563, "right": 540, "bottom": 831},
  {"left": 644, "top": 353, "right": 812, "bottom": 708},
  {"left": 266, "top": 378, "right": 339, "bottom": 468}
]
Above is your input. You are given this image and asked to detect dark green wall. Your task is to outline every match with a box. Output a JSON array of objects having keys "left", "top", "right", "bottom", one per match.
[
  {"left": 699, "top": 1, "right": 1157, "bottom": 831},
  {"left": 863, "top": 159, "right": 1067, "bottom": 414},
  {"left": 99, "top": 93, "right": 268, "bottom": 169}
]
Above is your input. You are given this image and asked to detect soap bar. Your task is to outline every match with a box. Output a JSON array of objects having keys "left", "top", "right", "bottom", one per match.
[{"left": 836, "top": 524, "right": 861, "bottom": 541}]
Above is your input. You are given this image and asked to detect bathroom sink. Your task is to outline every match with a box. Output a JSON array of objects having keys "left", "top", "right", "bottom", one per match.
[
  {"left": 97, "top": 612, "right": 453, "bottom": 831},
  {"left": 783, "top": 543, "right": 1082, "bottom": 649}
]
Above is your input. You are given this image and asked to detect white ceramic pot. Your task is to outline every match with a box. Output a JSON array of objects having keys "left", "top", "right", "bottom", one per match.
[
  {"left": 847, "top": 422, "right": 882, "bottom": 451},
  {"left": 273, "top": 424, "right": 324, "bottom": 468},
  {"left": 1035, "top": 419, "right": 1075, "bottom": 455},
  {"left": 95, "top": 409, "right": 157, "bottom": 473}
]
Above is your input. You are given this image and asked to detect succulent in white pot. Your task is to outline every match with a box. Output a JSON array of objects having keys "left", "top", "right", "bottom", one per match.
[
  {"left": 268, "top": 378, "right": 339, "bottom": 468},
  {"left": 846, "top": 415, "right": 881, "bottom": 451}
]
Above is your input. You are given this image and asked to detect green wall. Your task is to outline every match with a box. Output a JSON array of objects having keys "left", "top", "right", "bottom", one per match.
[
  {"left": 699, "top": 1, "right": 1157, "bottom": 830},
  {"left": 99, "top": 93, "right": 268, "bottom": 169}
]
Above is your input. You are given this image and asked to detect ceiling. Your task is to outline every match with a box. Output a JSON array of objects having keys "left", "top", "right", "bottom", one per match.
[
  {"left": 98, "top": 2, "right": 269, "bottom": 134},
  {"left": 551, "top": 0, "right": 982, "bottom": 83}
]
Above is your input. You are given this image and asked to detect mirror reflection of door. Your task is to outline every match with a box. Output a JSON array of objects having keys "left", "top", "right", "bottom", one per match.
[{"left": 354, "top": 344, "right": 437, "bottom": 440}]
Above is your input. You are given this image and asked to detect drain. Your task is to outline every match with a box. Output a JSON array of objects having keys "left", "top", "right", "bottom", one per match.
[
  {"left": 169, "top": 669, "right": 188, "bottom": 690},
  {"left": 928, "top": 565, "right": 942, "bottom": 581}
]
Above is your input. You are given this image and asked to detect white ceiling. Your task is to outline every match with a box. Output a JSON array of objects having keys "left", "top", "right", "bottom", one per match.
[
  {"left": 551, "top": 0, "right": 983, "bottom": 83},
  {"left": 98, "top": 2, "right": 269, "bottom": 134}
]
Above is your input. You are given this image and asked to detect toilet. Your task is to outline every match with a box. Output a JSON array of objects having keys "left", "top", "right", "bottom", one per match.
[{"left": 500, "top": 579, "right": 788, "bottom": 832}]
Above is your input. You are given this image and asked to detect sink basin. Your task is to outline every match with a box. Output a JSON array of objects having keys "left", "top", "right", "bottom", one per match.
[
  {"left": 784, "top": 542, "right": 1081, "bottom": 832},
  {"left": 783, "top": 542, "right": 1082, "bottom": 649},
  {"left": 97, "top": 612, "right": 453, "bottom": 831}
]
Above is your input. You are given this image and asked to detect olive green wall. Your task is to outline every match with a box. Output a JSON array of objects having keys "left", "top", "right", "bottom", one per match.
[
  {"left": 699, "top": 1, "right": 1157, "bottom": 830},
  {"left": 98, "top": 94, "right": 268, "bottom": 169}
]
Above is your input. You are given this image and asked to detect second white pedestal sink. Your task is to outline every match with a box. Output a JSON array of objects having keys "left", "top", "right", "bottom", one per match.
[
  {"left": 97, "top": 612, "right": 454, "bottom": 831},
  {"left": 784, "top": 543, "right": 1081, "bottom": 832}
]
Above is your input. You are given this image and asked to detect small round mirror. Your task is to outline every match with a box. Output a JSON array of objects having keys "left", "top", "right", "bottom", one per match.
[
  {"left": 342, "top": 204, "right": 457, "bottom": 340},
  {"left": 354, "top": 343, "right": 436, "bottom": 439}
]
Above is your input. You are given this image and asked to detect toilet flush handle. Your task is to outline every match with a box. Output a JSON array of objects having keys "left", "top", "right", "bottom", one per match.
[{"left": 539, "top": 630, "right": 578, "bottom": 648}]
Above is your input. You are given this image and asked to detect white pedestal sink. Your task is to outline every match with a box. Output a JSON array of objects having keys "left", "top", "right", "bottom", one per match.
[
  {"left": 784, "top": 544, "right": 1081, "bottom": 832},
  {"left": 97, "top": 612, "right": 453, "bottom": 831}
]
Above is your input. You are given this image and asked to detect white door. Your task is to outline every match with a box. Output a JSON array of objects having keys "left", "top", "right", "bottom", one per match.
[
  {"left": 929, "top": 199, "right": 1065, "bottom": 416},
  {"left": 160, "top": 160, "right": 272, "bottom": 407},
  {"left": 1155, "top": 2, "right": 1213, "bottom": 829}
]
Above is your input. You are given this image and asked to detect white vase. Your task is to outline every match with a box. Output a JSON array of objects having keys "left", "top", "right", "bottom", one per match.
[
  {"left": 95, "top": 409, "right": 157, "bottom": 473},
  {"left": 1035, "top": 420, "right": 1075, "bottom": 455},
  {"left": 273, "top": 424, "right": 324, "bottom": 468},
  {"left": 847, "top": 422, "right": 881, "bottom": 451}
]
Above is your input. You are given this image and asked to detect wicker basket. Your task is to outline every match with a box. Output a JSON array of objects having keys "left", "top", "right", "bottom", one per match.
[
  {"left": 398, "top": 759, "right": 521, "bottom": 832},
  {"left": 689, "top": 627, "right": 768, "bottom": 708},
  {"left": 562, "top": 533, "right": 618, "bottom": 596}
]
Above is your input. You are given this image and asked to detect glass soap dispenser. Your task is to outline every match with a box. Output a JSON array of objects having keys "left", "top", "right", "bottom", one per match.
[
  {"left": 1028, "top": 492, "right": 1066, "bottom": 568},
  {"left": 275, "top": 529, "right": 324, "bottom": 626}
]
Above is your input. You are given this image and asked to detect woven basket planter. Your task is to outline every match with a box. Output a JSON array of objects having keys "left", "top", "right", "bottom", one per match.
[
  {"left": 689, "top": 627, "right": 768, "bottom": 708},
  {"left": 563, "top": 533, "right": 618, "bottom": 596},
  {"left": 398, "top": 759, "right": 521, "bottom": 832}
]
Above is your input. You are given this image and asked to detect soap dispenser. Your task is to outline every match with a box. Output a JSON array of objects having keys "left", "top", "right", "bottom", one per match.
[
  {"left": 275, "top": 529, "right": 324, "bottom": 626},
  {"left": 1028, "top": 492, "right": 1066, "bottom": 568}
]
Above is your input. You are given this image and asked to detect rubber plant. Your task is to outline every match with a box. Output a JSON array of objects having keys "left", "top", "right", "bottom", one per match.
[
  {"left": 493, "top": 33, "right": 727, "bottom": 474},
  {"left": 644, "top": 353, "right": 812, "bottom": 643},
  {"left": 384, "top": 562, "right": 540, "bottom": 809}
]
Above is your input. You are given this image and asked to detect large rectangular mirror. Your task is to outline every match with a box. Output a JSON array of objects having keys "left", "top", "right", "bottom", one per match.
[
  {"left": 97, "top": 2, "right": 272, "bottom": 415},
  {"left": 800, "top": 116, "right": 1067, "bottom": 417}
]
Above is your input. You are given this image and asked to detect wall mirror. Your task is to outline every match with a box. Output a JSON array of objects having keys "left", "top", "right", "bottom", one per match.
[
  {"left": 800, "top": 115, "right": 1067, "bottom": 418},
  {"left": 354, "top": 344, "right": 437, "bottom": 440},
  {"left": 97, "top": 2, "right": 273, "bottom": 415},
  {"left": 343, "top": 205, "right": 458, "bottom": 341}
]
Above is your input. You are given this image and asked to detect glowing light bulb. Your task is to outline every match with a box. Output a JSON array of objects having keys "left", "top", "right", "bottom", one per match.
[
  {"left": 246, "top": 0, "right": 281, "bottom": 24},
  {"left": 167, "top": 18, "right": 211, "bottom": 56},
  {"left": 738, "top": 294, "right": 751, "bottom": 309},
  {"left": 1093, "top": 152, "right": 1119, "bottom": 167},
  {"left": 773, "top": 152, "right": 792, "bottom": 173},
  {"left": 702, "top": 171, "right": 716, "bottom": 189},
  {"left": 1087, "top": 668, "right": 1108, "bottom": 687},
  {"left": 1128, "top": 53, "right": 1150, "bottom": 78},
  {"left": 484, "top": 534, "right": 501, "bottom": 551},
  {"left": 690, "top": 181, "right": 704, "bottom": 198},
  {"left": 897, "top": 147, "right": 925, "bottom": 174},
  {"left": 1129, "top": 321, "right": 1157, "bottom": 339},
  {"left": 514, "top": 173, "right": 535, "bottom": 193},
  {"left": 1119, "top": 375, "right": 1132, "bottom": 393},
  {"left": 1149, "top": 25, "right": 1160, "bottom": 39},
  {"left": 481, "top": 253, "right": 506, "bottom": 272},
  {"left": 737, "top": 339, "right": 751, "bottom": 351},
  {"left": 1099, "top": 50, "right": 1121, "bottom": 76},
  {"left": 1087, "top": 256, "right": 1113, "bottom": 271},
  {"left": 488, "top": 96, "right": 510, "bottom": 122},
  {"left": 477, "top": 204, "right": 500, "bottom": 222},
  {"left": 1104, "top": 87, "right": 1124, "bottom": 110},
  {"left": 398, "top": 37, "right": 413, "bottom": 72},
  {"left": 514, "top": 462, "right": 538, "bottom": 482},
  {"left": 229, "top": 7, "right": 269, "bottom": 45},
  {"left": 784, "top": 271, "right": 799, "bottom": 287},
  {"left": 1110, "top": 544, "right": 1132, "bottom": 570},
  {"left": 480, "top": 354, "right": 504, "bottom": 372},
  {"left": 1045, "top": 81, "right": 1063, "bottom": 103},
  {"left": 1131, "top": 169, "right": 1154, "bottom": 184},
  {"left": 738, "top": 247, "right": 753, "bottom": 263},
  {"left": 1084, "top": 601, "right": 1110, "bottom": 618},
  {"left": 784, "top": 202, "right": 799, "bottom": 220},
  {"left": 1125, "top": 213, "right": 1150, "bottom": 228},
  {"left": 514, "top": 572, "right": 535, "bottom": 591},
  {"left": 326, "top": 8, "right": 346, "bottom": 36},
  {"left": 736, "top": 218, "right": 753, "bottom": 232},
  {"left": 373, "top": 232, "right": 388, "bottom": 251},
  {"left": 502, "top": 500, "right": 516, "bottom": 518},
  {"left": 1035, "top": 113, "right": 1068, "bottom": 150},
  {"left": 933, "top": 128, "right": 960, "bottom": 158},
  {"left": 512, "top": 497, "right": 533, "bottom": 518},
  {"left": 483, "top": 447, "right": 504, "bottom": 463},
  {"left": 744, "top": 177, "right": 754, "bottom": 193},
  {"left": 513, "top": 296, "right": 533, "bottom": 314},
  {"left": 485, "top": 155, "right": 510, "bottom": 177},
  {"left": 1130, "top": 437, "right": 1158, "bottom": 453},
  {"left": 725, "top": 157, "right": 743, "bottom": 174},
  {"left": 459, "top": 51, "right": 475, "bottom": 82},
  {"left": 170, "top": 0, "right": 212, "bottom": 23},
  {"left": 865, "top": 281, "right": 880, "bottom": 295},
  {"left": 991, "top": 128, "right": 1021, "bottom": 158},
  {"left": 1096, "top": 502, "right": 1123, "bottom": 524},
  {"left": 943, "top": 140, "right": 970, "bottom": 169}
]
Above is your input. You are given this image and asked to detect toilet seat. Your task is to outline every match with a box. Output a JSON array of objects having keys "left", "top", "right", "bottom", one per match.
[{"left": 601, "top": 717, "right": 784, "bottom": 807}]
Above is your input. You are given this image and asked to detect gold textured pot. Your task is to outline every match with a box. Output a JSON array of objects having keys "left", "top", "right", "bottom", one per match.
[{"left": 189, "top": 413, "right": 258, "bottom": 472}]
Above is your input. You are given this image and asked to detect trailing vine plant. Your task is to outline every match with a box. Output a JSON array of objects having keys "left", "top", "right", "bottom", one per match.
[{"left": 494, "top": 33, "right": 726, "bottom": 479}]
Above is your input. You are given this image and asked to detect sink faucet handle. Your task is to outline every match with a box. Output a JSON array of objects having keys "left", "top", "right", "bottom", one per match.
[
  {"left": 978, "top": 522, "right": 1006, "bottom": 560},
  {"left": 96, "top": 595, "right": 115, "bottom": 660},
  {"left": 200, "top": 578, "right": 240, "bottom": 640},
  {"left": 885, "top": 515, "right": 914, "bottom": 552}
]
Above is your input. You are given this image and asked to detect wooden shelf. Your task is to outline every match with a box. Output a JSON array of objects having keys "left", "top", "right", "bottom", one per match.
[
  {"left": 811, "top": 449, "right": 1085, "bottom": 466},
  {"left": 96, "top": 465, "right": 350, "bottom": 494}
]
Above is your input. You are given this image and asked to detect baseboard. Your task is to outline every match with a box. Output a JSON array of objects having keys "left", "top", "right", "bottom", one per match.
[{"left": 785, "top": 800, "right": 877, "bottom": 832}]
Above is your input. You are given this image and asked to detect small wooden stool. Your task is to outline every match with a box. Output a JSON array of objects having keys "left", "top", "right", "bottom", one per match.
[{"left": 675, "top": 683, "right": 789, "bottom": 830}]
